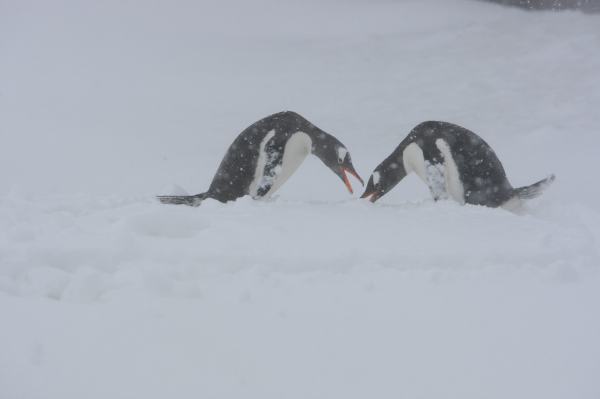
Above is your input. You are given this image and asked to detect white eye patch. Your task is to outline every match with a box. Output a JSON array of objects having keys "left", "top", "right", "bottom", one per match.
[
  {"left": 337, "top": 147, "right": 348, "bottom": 162},
  {"left": 372, "top": 171, "right": 380, "bottom": 185}
]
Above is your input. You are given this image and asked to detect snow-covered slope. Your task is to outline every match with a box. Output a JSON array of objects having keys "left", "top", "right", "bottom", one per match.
[{"left": 1, "top": 0, "right": 599, "bottom": 398}]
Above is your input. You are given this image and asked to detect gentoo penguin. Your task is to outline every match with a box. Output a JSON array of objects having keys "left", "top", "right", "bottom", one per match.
[
  {"left": 158, "top": 111, "right": 363, "bottom": 205},
  {"left": 360, "top": 121, "right": 555, "bottom": 209}
]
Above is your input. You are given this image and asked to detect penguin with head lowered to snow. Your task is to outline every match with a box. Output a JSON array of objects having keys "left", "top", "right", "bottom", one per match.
[
  {"left": 361, "top": 121, "right": 555, "bottom": 210},
  {"left": 158, "top": 111, "right": 363, "bottom": 205}
]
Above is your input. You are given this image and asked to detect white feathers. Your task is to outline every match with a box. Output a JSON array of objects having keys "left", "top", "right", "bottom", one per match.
[
  {"left": 435, "top": 138, "right": 465, "bottom": 204},
  {"left": 425, "top": 161, "right": 448, "bottom": 201},
  {"left": 401, "top": 140, "right": 465, "bottom": 204},
  {"left": 402, "top": 142, "right": 428, "bottom": 183},
  {"left": 249, "top": 130, "right": 276, "bottom": 198},
  {"left": 337, "top": 147, "right": 348, "bottom": 162},
  {"left": 372, "top": 171, "right": 381, "bottom": 185},
  {"left": 255, "top": 131, "right": 313, "bottom": 199}
]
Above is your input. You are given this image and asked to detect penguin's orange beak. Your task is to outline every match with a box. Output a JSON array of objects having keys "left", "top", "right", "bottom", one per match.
[{"left": 341, "top": 167, "right": 364, "bottom": 194}]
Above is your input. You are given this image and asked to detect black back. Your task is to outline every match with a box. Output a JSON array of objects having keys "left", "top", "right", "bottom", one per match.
[
  {"left": 206, "top": 111, "right": 321, "bottom": 202},
  {"left": 404, "top": 121, "right": 514, "bottom": 206}
]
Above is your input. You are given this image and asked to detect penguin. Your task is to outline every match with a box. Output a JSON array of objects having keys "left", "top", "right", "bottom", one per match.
[
  {"left": 158, "top": 111, "right": 363, "bottom": 205},
  {"left": 360, "top": 121, "right": 555, "bottom": 209}
]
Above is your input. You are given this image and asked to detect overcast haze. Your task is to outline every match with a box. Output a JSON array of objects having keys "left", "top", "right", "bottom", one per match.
[{"left": 1, "top": 1, "right": 599, "bottom": 398}]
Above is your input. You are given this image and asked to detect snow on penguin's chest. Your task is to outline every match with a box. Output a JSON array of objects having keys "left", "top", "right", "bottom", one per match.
[
  {"left": 402, "top": 140, "right": 465, "bottom": 203},
  {"left": 250, "top": 131, "right": 312, "bottom": 198}
]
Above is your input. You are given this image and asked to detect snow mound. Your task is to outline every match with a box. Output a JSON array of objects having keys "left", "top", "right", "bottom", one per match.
[{"left": 1, "top": 194, "right": 598, "bottom": 302}]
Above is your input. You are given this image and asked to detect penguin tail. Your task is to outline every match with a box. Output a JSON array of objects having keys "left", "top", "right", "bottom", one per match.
[
  {"left": 156, "top": 192, "right": 209, "bottom": 207},
  {"left": 513, "top": 174, "right": 556, "bottom": 200}
]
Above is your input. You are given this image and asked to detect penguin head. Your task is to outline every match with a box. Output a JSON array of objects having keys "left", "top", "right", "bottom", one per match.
[
  {"left": 360, "top": 159, "right": 407, "bottom": 202},
  {"left": 311, "top": 137, "right": 363, "bottom": 194}
]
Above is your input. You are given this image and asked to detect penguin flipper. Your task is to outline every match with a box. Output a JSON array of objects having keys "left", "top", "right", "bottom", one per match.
[
  {"left": 513, "top": 174, "right": 556, "bottom": 200},
  {"left": 156, "top": 193, "right": 208, "bottom": 206},
  {"left": 256, "top": 136, "right": 286, "bottom": 197}
]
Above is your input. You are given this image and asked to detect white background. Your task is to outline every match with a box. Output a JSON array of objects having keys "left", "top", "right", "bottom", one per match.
[{"left": 1, "top": 0, "right": 599, "bottom": 398}]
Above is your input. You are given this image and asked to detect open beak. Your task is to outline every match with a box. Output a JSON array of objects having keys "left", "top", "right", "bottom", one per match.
[
  {"left": 344, "top": 167, "right": 364, "bottom": 186},
  {"left": 340, "top": 167, "right": 364, "bottom": 194}
]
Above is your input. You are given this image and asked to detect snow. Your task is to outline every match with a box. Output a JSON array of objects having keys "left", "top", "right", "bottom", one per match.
[{"left": 1, "top": 0, "right": 600, "bottom": 398}]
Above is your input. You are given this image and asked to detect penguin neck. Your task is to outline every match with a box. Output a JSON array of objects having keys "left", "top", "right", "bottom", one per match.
[
  {"left": 385, "top": 155, "right": 408, "bottom": 183},
  {"left": 380, "top": 146, "right": 408, "bottom": 190},
  {"left": 307, "top": 128, "right": 338, "bottom": 158}
]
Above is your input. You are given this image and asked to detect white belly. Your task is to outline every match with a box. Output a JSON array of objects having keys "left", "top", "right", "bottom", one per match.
[
  {"left": 402, "top": 140, "right": 465, "bottom": 204},
  {"left": 253, "top": 132, "right": 312, "bottom": 198},
  {"left": 435, "top": 138, "right": 465, "bottom": 204},
  {"left": 403, "top": 142, "right": 445, "bottom": 200},
  {"left": 402, "top": 142, "right": 428, "bottom": 182}
]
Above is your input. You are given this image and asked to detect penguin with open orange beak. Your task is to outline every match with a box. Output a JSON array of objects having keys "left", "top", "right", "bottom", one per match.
[{"left": 158, "top": 111, "right": 363, "bottom": 205}]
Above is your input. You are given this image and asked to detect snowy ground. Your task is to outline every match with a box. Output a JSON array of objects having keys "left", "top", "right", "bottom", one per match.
[{"left": 1, "top": 0, "right": 600, "bottom": 398}]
